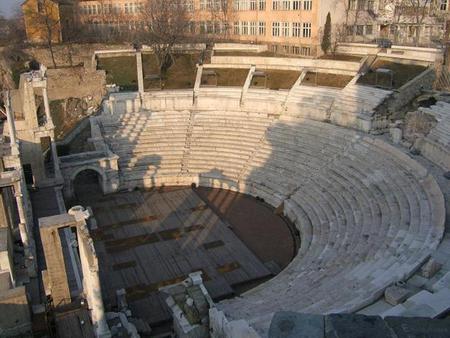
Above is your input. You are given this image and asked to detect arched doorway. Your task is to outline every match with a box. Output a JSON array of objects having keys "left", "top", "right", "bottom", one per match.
[{"left": 71, "top": 169, "right": 103, "bottom": 204}]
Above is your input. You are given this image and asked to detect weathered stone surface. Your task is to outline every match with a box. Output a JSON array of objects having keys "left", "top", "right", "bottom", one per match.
[
  {"left": 269, "top": 312, "right": 324, "bottom": 338},
  {"left": 419, "top": 258, "right": 442, "bottom": 279},
  {"left": 390, "top": 127, "right": 402, "bottom": 144},
  {"left": 384, "top": 285, "right": 412, "bottom": 305},
  {"left": 385, "top": 316, "right": 450, "bottom": 338},
  {"left": 326, "top": 314, "right": 394, "bottom": 338},
  {"left": 432, "top": 271, "right": 450, "bottom": 292}
]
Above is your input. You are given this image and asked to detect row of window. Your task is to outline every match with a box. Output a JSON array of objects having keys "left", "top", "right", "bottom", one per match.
[
  {"left": 79, "top": 3, "right": 143, "bottom": 15},
  {"left": 79, "top": 0, "right": 313, "bottom": 15},
  {"left": 233, "top": 0, "right": 312, "bottom": 11},
  {"left": 272, "top": 22, "right": 311, "bottom": 37},
  {"left": 231, "top": 21, "right": 311, "bottom": 37}
]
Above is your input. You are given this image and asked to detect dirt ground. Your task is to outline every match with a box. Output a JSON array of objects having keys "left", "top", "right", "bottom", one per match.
[
  {"left": 251, "top": 70, "right": 301, "bottom": 90},
  {"left": 357, "top": 59, "right": 427, "bottom": 89},
  {"left": 302, "top": 72, "right": 354, "bottom": 88},
  {"left": 195, "top": 187, "right": 298, "bottom": 270},
  {"left": 201, "top": 68, "right": 250, "bottom": 86}
]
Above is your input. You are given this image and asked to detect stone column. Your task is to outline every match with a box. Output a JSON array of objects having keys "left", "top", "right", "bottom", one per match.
[
  {"left": 4, "top": 92, "right": 19, "bottom": 155},
  {"left": 136, "top": 51, "right": 144, "bottom": 94},
  {"left": 14, "top": 185, "right": 37, "bottom": 277},
  {"left": 50, "top": 137, "right": 61, "bottom": 180},
  {"left": 76, "top": 216, "right": 111, "bottom": 338},
  {"left": 42, "top": 87, "right": 54, "bottom": 128}
]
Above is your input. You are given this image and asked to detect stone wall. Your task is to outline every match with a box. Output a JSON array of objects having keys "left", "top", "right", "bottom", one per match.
[
  {"left": 210, "top": 56, "right": 360, "bottom": 74},
  {"left": 337, "top": 43, "right": 443, "bottom": 64},
  {"left": 213, "top": 43, "right": 268, "bottom": 53},
  {"left": 25, "top": 43, "right": 131, "bottom": 68},
  {"left": 387, "top": 68, "right": 436, "bottom": 114},
  {"left": 209, "top": 308, "right": 260, "bottom": 338},
  {"left": 46, "top": 67, "right": 106, "bottom": 103}
]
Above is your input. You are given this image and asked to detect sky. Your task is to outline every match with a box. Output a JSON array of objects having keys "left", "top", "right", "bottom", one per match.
[{"left": 0, "top": 0, "right": 21, "bottom": 18}]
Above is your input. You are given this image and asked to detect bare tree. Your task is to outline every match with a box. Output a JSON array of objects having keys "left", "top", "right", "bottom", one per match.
[
  {"left": 23, "top": 0, "right": 62, "bottom": 68},
  {"left": 140, "top": 0, "right": 191, "bottom": 78},
  {"left": 407, "top": 0, "right": 432, "bottom": 46}
]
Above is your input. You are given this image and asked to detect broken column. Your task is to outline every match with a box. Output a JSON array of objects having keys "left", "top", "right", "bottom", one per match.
[
  {"left": 136, "top": 51, "right": 144, "bottom": 94},
  {"left": 71, "top": 207, "right": 111, "bottom": 338}
]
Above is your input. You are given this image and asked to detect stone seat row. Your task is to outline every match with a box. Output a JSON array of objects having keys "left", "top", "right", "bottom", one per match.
[{"left": 97, "top": 106, "right": 444, "bottom": 337}]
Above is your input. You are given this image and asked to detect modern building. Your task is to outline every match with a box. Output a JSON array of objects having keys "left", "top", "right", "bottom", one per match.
[
  {"left": 22, "top": 1, "right": 450, "bottom": 55},
  {"left": 76, "top": 0, "right": 345, "bottom": 56}
]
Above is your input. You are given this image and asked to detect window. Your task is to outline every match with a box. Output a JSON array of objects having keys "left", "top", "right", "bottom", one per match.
[
  {"left": 37, "top": 0, "right": 44, "bottom": 13},
  {"left": 349, "top": 0, "right": 356, "bottom": 10},
  {"left": 273, "top": 0, "right": 281, "bottom": 10},
  {"left": 302, "top": 22, "right": 311, "bottom": 38},
  {"left": 365, "top": 25, "right": 373, "bottom": 35},
  {"left": 241, "top": 21, "right": 249, "bottom": 34},
  {"left": 250, "top": 21, "right": 257, "bottom": 35},
  {"left": 356, "top": 25, "right": 364, "bottom": 35},
  {"left": 282, "top": 22, "right": 290, "bottom": 36},
  {"left": 357, "top": 0, "right": 366, "bottom": 10},
  {"left": 303, "top": 0, "right": 312, "bottom": 10},
  {"left": 440, "top": 0, "right": 448, "bottom": 10},
  {"left": 346, "top": 25, "right": 354, "bottom": 35},
  {"left": 259, "top": 0, "right": 266, "bottom": 10},
  {"left": 201, "top": 0, "right": 207, "bottom": 10},
  {"left": 259, "top": 21, "right": 266, "bottom": 35},
  {"left": 367, "top": 0, "right": 375, "bottom": 10},
  {"left": 292, "top": 46, "right": 300, "bottom": 54},
  {"left": 272, "top": 22, "right": 280, "bottom": 36},
  {"left": 234, "top": 21, "right": 240, "bottom": 35},
  {"left": 301, "top": 47, "right": 311, "bottom": 56},
  {"left": 293, "top": 0, "right": 301, "bottom": 9},
  {"left": 292, "top": 22, "right": 302, "bottom": 37},
  {"left": 282, "top": 0, "right": 291, "bottom": 10},
  {"left": 250, "top": 0, "right": 257, "bottom": 10}
]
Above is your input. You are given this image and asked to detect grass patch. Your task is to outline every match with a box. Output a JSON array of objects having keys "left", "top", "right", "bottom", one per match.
[
  {"left": 357, "top": 60, "right": 427, "bottom": 89},
  {"left": 318, "top": 54, "right": 362, "bottom": 62},
  {"left": 97, "top": 56, "right": 138, "bottom": 91},
  {"left": 301, "top": 72, "right": 354, "bottom": 88},
  {"left": 213, "top": 50, "right": 279, "bottom": 57},
  {"left": 143, "top": 53, "right": 199, "bottom": 90},
  {"left": 201, "top": 68, "right": 249, "bottom": 87},
  {"left": 251, "top": 70, "right": 301, "bottom": 90}
]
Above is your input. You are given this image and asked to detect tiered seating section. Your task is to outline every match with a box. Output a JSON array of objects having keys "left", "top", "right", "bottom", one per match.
[
  {"left": 97, "top": 99, "right": 445, "bottom": 336},
  {"left": 415, "top": 101, "right": 450, "bottom": 170}
]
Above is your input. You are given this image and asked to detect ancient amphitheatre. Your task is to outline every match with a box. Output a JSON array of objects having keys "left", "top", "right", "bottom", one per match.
[{"left": 1, "top": 41, "right": 450, "bottom": 338}]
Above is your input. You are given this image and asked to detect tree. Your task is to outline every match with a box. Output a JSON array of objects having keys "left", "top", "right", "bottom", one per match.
[
  {"left": 407, "top": 0, "right": 432, "bottom": 46},
  {"left": 140, "top": 0, "right": 191, "bottom": 79},
  {"left": 23, "top": 0, "right": 62, "bottom": 68},
  {"left": 321, "top": 12, "right": 332, "bottom": 54}
]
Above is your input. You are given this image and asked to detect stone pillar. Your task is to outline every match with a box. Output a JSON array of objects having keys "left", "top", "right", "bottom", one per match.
[
  {"left": 39, "top": 215, "right": 71, "bottom": 306},
  {"left": 14, "top": 186, "right": 36, "bottom": 277},
  {"left": 42, "top": 87, "right": 54, "bottom": 129},
  {"left": 4, "top": 92, "right": 19, "bottom": 155},
  {"left": 50, "top": 137, "right": 61, "bottom": 180},
  {"left": 136, "top": 51, "right": 144, "bottom": 94}
]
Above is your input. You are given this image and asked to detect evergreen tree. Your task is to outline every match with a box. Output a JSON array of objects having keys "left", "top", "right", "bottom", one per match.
[{"left": 321, "top": 12, "right": 332, "bottom": 55}]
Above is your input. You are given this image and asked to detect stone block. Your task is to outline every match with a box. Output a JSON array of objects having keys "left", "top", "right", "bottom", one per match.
[
  {"left": 385, "top": 316, "right": 450, "bottom": 338},
  {"left": 384, "top": 285, "right": 412, "bottom": 305},
  {"left": 390, "top": 128, "right": 402, "bottom": 144},
  {"left": 432, "top": 271, "right": 450, "bottom": 292},
  {"left": 325, "top": 314, "right": 394, "bottom": 338},
  {"left": 419, "top": 258, "right": 442, "bottom": 279},
  {"left": 269, "top": 312, "right": 324, "bottom": 338}
]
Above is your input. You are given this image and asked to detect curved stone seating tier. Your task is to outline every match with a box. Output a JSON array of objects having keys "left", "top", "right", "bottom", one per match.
[
  {"left": 414, "top": 101, "right": 450, "bottom": 170},
  {"left": 97, "top": 104, "right": 445, "bottom": 337},
  {"left": 329, "top": 84, "right": 392, "bottom": 132},
  {"left": 285, "top": 85, "right": 340, "bottom": 121}
]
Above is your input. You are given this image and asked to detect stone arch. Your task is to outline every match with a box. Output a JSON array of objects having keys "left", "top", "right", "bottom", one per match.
[{"left": 65, "top": 165, "right": 108, "bottom": 200}]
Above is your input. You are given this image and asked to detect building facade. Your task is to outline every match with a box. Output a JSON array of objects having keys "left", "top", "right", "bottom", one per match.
[
  {"left": 77, "top": 0, "right": 339, "bottom": 56},
  {"left": 23, "top": 0, "right": 450, "bottom": 55}
]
